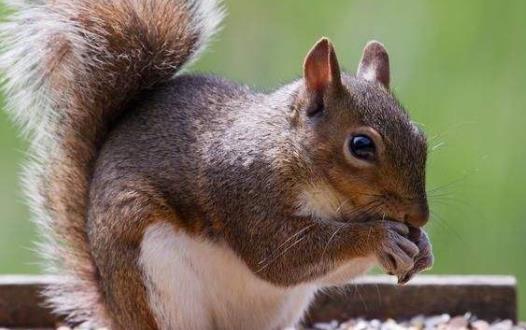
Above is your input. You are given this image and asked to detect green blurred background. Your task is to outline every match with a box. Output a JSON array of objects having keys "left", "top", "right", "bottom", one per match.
[{"left": 0, "top": 0, "right": 525, "bottom": 319}]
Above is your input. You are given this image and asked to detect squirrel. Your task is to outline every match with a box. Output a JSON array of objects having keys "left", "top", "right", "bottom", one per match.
[{"left": 0, "top": 0, "right": 433, "bottom": 329}]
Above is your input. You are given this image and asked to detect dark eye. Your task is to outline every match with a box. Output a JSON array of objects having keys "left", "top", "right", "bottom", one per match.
[{"left": 349, "top": 135, "right": 376, "bottom": 160}]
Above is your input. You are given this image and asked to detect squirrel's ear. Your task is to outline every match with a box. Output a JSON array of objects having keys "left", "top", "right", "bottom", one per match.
[
  {"left": 357, "top": 40, "right": 390, "bottom": 89},
  {"left": 303, "top": 38, "right": 342, "bottom": 95}
]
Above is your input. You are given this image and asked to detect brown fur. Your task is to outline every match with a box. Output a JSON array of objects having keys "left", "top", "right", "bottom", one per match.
[
  {"left": 43, "top": 1, "right": 201, "bottom": 325},
  {"left": 1, "top": 1, "right": 432, "bottom": 328},
  {"left": 0, "top": 0, "right": 223, "bottom": 327}
]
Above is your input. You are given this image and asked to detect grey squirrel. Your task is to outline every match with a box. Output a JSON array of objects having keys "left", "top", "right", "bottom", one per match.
[{"left": 0, "top": 0, "right": 433, "bottom": 329}]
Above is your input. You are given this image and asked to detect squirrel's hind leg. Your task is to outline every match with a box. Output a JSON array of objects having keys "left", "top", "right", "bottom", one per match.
[{"left": 86, "top": 179, "right": 179, "bottom": 330}]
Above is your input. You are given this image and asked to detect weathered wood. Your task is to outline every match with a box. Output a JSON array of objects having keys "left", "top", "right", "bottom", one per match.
[
  {"left": 0, "top": 275, "right": 518, "bottom": 327},
  {"left": 0, "top": 275, "right": 59, "bottom": 327},
  {"left": 306, "top": 275, "right": 518, "bottom": 324}
]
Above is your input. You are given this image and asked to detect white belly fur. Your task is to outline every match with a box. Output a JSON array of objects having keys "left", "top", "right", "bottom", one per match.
[{"left": 139, "top": 222, "right": 376, "bottom": 330}]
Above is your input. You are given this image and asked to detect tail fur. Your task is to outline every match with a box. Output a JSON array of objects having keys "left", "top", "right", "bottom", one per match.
[{"left": 0, "top": 0, "right": 223, "bottom": 325}]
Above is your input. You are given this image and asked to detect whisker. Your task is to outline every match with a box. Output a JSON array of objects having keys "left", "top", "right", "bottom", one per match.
[
  {"left": 273, "top": 223, "right": 316, "bottom": 254},
  {"left": 429, "top": 210, "right": 464, "bottom": 242},
  {"left": 256, "top": 233, "right": 309, "bottom": 273},
  {"left": 335, "top": 198, "right": 350, "bottom": 214},
  {"left": 257, "top": 199, "right": 386, "bottom": 274},
  {"left": 427, "top": 176, "right": 467, "bottom": 193},
  {"left": 320, "top": 223, "right": 345, "bottom": 260}
]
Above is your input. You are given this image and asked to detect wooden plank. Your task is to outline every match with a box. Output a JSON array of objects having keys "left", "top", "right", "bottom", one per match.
[
  {"left": 0, "top": 275, "right": 58, "bottom": 328},
  {"left": 0, "top": 275, "right": 518, "bottom": 327},
  {"left": 306, "top": 275, "right": 518, "bottom": 324}
]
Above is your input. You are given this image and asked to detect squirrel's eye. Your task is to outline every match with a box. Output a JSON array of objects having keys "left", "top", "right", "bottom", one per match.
[{"left": 349, "top": 135, "right": 376, "bottom": 160}]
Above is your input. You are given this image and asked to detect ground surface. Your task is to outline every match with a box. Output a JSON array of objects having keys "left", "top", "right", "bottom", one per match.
[
  {"left": 297, "top": 314, "right": 525, "bottom": 330},
  {"left": 2, "top": 314, "right": 523, "bottom": 330}
]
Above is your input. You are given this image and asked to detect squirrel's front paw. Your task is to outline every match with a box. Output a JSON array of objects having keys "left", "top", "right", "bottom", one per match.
[
  {"left": 397, "top": 227, "right": 434, "bottom": 284},
  {"left": 372, "top": 221, "right": 419, "bottom": 279}
]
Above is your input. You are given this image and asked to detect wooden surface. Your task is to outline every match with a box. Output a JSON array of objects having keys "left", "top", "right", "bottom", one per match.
[
  {"left": 0, "top": 275, "right": 59, "bottom": 328},
  {"left": 0, "top": 275, "right": 518, "bottom": 327},
  {"left": 306, "top": 275, "right": 518, "bottom": 324}
]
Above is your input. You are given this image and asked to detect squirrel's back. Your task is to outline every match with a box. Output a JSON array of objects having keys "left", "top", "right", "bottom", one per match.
[
  {"left": 90, "top": 74, "right": 254, "bottom": 224},
  {"left": 91, "top": 73, "right": 294, "bottom": 232}
]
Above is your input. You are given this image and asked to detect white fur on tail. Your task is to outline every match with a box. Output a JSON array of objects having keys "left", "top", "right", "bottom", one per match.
[{"left": 0, "top": 0, "right": 224, "bottom": 326}]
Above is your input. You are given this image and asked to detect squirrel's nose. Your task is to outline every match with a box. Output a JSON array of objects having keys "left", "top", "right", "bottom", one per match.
[{"left": 404, "top": 200, "right": 429, "bottom": 227}]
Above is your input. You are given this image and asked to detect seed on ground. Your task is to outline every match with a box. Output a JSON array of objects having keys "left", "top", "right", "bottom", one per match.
[{"left": 294, "top": 313, "right": 525, "bottom": 330}]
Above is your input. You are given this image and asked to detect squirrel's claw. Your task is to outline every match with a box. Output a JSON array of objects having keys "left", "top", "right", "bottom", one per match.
[
  {"left": 375, "top": 221, "right": 418, "bottom": 278},
  {"left": 397, "top": 227, "right": 434, "bottom": 285}
]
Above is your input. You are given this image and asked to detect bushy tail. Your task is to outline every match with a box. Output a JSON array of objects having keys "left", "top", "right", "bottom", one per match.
[{"left": 0, "top": 0, "right": 223, "bottom": 325}]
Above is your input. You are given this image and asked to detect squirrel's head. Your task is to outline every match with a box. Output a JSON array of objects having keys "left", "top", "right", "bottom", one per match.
[{"left": 292, "top": 38, "right": 428, "bottom": 228}]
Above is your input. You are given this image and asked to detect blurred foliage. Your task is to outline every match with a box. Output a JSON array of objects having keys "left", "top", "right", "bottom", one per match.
[{"left": 0, "top": 0, "right": 525, "bottom": 318}]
